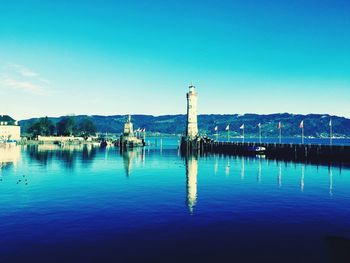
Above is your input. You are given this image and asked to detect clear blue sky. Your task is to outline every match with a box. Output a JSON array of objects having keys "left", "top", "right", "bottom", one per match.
[{"left": 0, "top": 0, "right": 349, "bottom": 120}]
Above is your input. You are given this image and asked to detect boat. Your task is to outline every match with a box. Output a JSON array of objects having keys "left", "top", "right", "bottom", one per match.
[{"left": 247, "top": 146, "right": 266, "bottom": 154}]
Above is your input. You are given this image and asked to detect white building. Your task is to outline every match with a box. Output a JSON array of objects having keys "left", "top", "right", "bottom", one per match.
[
  {"left": 0, "top": 115, "right": 21, "bottom": 142},
  {"left": 186, "top": 84, "right": 199, "bottom": 139}
]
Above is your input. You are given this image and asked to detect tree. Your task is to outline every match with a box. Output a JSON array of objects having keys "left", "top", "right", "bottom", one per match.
[
  {"left": 56, "top": 116, "right": 76, "bottom": 136},
  {"left": 78, "top": 118, "right": 97, "bottom": 138},
  {"left": 27, "top": 117, "right": 55, "bottom": 137}
]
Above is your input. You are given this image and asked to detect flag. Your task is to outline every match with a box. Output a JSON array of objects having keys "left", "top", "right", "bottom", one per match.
[
  {"left": 299, "top": 120, "right": 304, "bottom": 129},
  {"left": 277, "top": 122, "right": 281, "bottom": 129},
  {"left": 214, "top": 126, "right": 218, "bottom": 131},
  {"left": 329, "top": 119, "right": 332, "bottom": 127},
  {"left": 225, "top": 125, "right": 230, "bottom": 131},
  {"left": 240, "top": 124, "right": 244, "bottom": 129},
  {"left": 258, "top": 123, "right": 261, "bottom": 128}
]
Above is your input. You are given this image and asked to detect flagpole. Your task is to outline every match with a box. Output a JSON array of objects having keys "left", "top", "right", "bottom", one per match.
[
  {"left": 279, "top": 127, "right": 281, "bottom": 144},
  {"left": 302, "top": 127, "right": 304, "bottom": 144},
  {"left": 242, "top": 127, "right": 245, "bottom": 143},
  {"left": 258, "top": 124, "right": 261, "bottom": 144},
  {"left": 330, "top": 120, "right": 332, "bottom": 146}
]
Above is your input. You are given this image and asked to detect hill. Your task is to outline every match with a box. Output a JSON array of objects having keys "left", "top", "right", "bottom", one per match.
[{"left": 19, "top": 113, "right": 350, "bottom": 138}]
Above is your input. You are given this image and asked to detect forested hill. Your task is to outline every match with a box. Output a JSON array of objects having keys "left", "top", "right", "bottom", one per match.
[{"left": 20, "top": 113, "right": 350, "bottom": 138}]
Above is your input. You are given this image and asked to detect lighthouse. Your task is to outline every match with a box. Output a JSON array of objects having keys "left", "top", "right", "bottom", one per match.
[{"left": 186, "top": 84, "right": 198, "bottom": 139}]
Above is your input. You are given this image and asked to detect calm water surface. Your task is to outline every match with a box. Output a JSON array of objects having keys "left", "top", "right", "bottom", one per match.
[{"left": 1, "top": 140, "right": 350, "bottom": 263}]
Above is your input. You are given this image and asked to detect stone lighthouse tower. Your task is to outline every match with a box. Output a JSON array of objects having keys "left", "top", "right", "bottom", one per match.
[{"left": 186, "top": 84, "right": 198, "bottom": 139}]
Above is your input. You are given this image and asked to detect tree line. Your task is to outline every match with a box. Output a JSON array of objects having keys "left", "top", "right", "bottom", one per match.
[{"left": 27, "top": 116, "right": 97, "bottom": 138}]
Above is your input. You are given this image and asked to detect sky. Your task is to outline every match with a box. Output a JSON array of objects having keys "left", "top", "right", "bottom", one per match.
[{"left": 0, "top": 0, "right": 349, "bottom": 120}]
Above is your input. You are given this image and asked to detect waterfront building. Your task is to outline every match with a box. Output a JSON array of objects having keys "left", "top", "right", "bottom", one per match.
[
  {"left": 186, "top": 84, "right": 199, "bottom": 139},
  {"left": 0, "top": 115, "right": 21, "bottom": 142},
  {"left": 180, "top": 84, "right": 209, "bottom": 153}
]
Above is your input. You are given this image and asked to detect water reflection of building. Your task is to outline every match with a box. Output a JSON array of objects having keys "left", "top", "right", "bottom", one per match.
[
  {"left": 0, "top": 145, "right": 21, "bottom": 168},
  {"left": 121, "top": 148, "right": 144, "bottom": 177},
  {"left": 186, "top": 155, "right": 198, "bottom": 213}
]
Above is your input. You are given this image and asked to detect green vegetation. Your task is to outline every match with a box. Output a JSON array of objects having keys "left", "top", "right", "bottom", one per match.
[
  {"left": 78, "top": 118, "right": 98, "bottom": 139},
  {"left": 27, "top": 117, "right": 55, "bottom": 137},
  {"left": 26, "top": 116, "right": 97, "bottom": 138},
  {"left": 56, "top": 116, "right": 76, "bottom": 136}
]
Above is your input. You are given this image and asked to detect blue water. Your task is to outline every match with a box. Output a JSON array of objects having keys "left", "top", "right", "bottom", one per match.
[{"left": 1, "top": 141, "right": 350, "bottom": 263}]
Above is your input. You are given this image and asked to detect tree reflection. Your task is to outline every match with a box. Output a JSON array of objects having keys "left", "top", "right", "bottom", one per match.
[{"left": 27, "top": 144, "right": 97, "bottom": 168}]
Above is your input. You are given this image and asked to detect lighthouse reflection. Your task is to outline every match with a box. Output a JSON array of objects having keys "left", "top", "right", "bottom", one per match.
[{"left": 185, "top": 154, "right": 198, "bottom": 214}]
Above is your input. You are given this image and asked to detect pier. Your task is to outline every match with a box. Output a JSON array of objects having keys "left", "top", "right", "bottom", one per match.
[{"left": 202, "top": 141, "right": 350, "bottom": 163}]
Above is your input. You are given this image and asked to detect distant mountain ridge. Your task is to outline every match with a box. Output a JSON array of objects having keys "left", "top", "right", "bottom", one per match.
[{"left": 19, "top": 113, "right": 350, "bottom": 138}]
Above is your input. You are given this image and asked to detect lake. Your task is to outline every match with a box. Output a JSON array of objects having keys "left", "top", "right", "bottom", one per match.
[{"left": 1, "top": 139, "right": 350, "bottom": 263}]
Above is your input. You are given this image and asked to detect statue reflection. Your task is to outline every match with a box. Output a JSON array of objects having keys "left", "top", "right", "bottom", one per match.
[
  {"left": 121, "top": 148, "right": 143, "bottom": 177},
  {"left": 0, "top": 144, "right": 21, "bottom": 169},
  {"left": 185, "top": 154, "right": 198, "bottom": 214}
]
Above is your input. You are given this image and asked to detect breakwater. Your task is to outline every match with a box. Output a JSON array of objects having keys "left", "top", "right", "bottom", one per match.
[{"left": 200, "top": 141, "right": 350, "bottom": 163}]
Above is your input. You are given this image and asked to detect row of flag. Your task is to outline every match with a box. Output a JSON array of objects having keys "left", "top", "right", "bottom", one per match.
[
  {"left": 214, "top": 119, "right": 333, "bottom": 131},
  {"left": 135, "top": 128, "right": 146, "bottom": 132},
  {"left": 214, "top": 124, "right": 244, "bottom": 131}
]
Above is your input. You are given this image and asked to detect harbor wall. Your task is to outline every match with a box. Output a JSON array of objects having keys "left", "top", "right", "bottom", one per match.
[{"left": 201, "top": 141, "right": 350, "bottom": 163}]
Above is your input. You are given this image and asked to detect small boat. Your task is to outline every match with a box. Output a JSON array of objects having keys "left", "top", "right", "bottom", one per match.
[{"left": 247, "top": 146, "right": 266, "bottom": 154}]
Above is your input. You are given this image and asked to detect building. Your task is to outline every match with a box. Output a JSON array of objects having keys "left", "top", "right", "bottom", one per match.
[
  {"left": 0, "top": 115, "right": 21, "bottom": 142},
  {"left": 180, "top": 84, "right": 205, "bottom": 153},
  {"left": 186, "top": 84, "right": 199, "bottom": 139}
]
